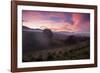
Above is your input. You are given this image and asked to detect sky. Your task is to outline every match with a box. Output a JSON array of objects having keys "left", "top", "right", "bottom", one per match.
[{"left": 22, "top": 10, "right": 90, "bottom": 32}]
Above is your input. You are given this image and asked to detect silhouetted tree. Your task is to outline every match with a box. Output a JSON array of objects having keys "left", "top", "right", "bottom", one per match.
[{"left": 47, "top": 54, "right": 54, "bottom": 61}]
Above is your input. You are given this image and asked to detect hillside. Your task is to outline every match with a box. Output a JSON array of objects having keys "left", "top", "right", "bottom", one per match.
[{"left": 22, "top": 26, "right": 90, "bottom": 62}]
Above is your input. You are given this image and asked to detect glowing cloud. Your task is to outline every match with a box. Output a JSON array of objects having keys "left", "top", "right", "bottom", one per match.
[{"left": 22, "top": 10, "right": 90, "bottom": 32}]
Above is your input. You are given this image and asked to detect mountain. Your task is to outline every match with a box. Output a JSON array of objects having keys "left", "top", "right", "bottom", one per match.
[
  {"left": 22, "top": 26, "right": 53, "bottom": 53},
  {"left": 23, "top": 26, "right": 29, "bottom": 29},
  {"left": 56, "top": 31, "right": 89, "bottom": 36},
  {"left": 22, "top": 26, "right": 43, "bottom": 32},
  {"left": 22, "top": 26, "right": 90, "bottom": 53}
]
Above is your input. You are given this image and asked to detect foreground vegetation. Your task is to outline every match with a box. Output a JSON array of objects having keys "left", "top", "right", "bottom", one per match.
[{"left": 22, "top": 42, "right": 90, "bottom": 62}]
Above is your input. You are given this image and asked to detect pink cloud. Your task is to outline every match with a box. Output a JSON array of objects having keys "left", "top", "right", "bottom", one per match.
[{"left": 23, "top": 10, "right": 90, "bottom": 32}]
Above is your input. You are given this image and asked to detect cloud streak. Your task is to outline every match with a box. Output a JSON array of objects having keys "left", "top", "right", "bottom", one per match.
[{"left": 22, "top": 10, "right": 90, "bottom": 32}]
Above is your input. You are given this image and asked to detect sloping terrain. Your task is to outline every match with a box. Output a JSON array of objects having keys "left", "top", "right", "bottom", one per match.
[{"left": 22, "top": 26, "right": 90, "bottom": 62}]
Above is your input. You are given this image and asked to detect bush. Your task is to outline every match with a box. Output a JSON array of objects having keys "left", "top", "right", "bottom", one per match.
[{"left": 47, "top": 54, "right": 54, "bottom": 61}]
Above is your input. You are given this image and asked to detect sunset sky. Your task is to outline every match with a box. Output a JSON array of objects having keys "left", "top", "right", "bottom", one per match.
[{"left": 22, "top": 10, "right": 90, "bottom": 32}]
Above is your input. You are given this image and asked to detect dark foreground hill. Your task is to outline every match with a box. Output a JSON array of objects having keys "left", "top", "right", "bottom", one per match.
[{"left": 22, "top": 26, "right": 90, "bottom": 62}]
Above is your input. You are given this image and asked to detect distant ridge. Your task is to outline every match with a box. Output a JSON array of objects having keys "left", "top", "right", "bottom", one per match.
[
  {"left": 22, "top": 26, "right": 31, "bottom": 30},
  {"left": 22, "top": 26, "right": 89, "bottom": 36},
  {"left": 22, "top": 26, "right": 42, "bottom": 32}
]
